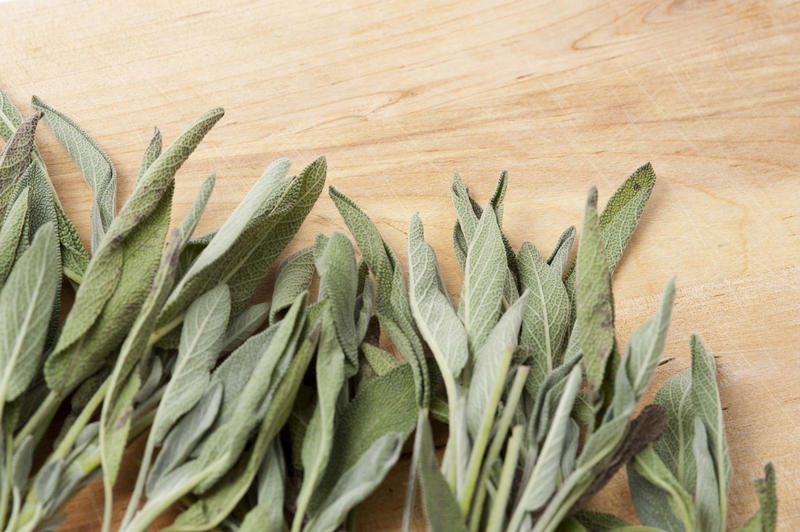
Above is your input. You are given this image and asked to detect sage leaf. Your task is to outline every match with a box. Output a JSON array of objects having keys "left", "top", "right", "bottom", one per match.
[
  {"left": 152, "top": 284, "right": 231, "bottom": 442},
  {"left": 271, "top": 247, "right": 314, "bottom": 323},
  {"left": 737, "top": 463, "right": 777, "bottom": 532},
  {"left": 608, "top": 278, "right": 675, "bottom": 419},
  {"left": 33, "top": 459, "right": 63, "bottom": 505},
  {"left": 517, "top": 241, "right": 570, "bottom": 386},
  {"left": 598, "top": 162, "right": 656, "bottom": 272},
  {"left": 361, "top": 343, "right": 401, "bottom": 376},
  {"left": 314, "top": 232, "right": 360, "bottom": 369},
  {"left": 0, "top": 112, "right": 40, "bottom": 219},
  {"left": 408, "top": 213, "right": 468, "bottom": 380},
  {"left": 310, "top": 361, "right": 419, "bottom": 511},
  {"left": 306, "top": 432, "right": 404, "bottom": 532},
  {"left": 571, "top": 510, "right": 631, "bottom": 530},
  {"left": 100, "top": 367, "right": 141, "bottom": 529},
  {"left": 32, "top": 96, "right": 116, "bottom": 251},
  {"left": 0, "top": 223, "right": 59, "bottom": 402},
  {"left": 0, "top": 188, "right": 29, "bottom": 286},
  {"left": 546, "top": 226, "right": 576, "bottom": 278},
  {"left": 692, "top": 418, "right": 722, "bottom": 532},
  {"left": 137, "top": 127, "right": 162, "bottom": 185},
  {"left": 575, "top": 187, "right": 614, "bottom": 393},
  {"left": 622, "top": 278, "right": 675, "bottom": 400},
  {"left": 690, "top": 335, "right": 732, "bottom": 507},
  {"left": 222, "top": 302, "right": 270, "bottom": 352},
  {"left": 653, "top": 370, "right": 697, "bottom": 491},
  {"left": 460, "top": 205, "right": 506, "bottom": 352}
]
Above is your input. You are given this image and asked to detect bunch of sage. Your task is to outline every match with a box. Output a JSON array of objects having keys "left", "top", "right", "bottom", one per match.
[
  {"left": 376, "top": 169, "right": 777, "bottom": 532},
  {"left": 0, "top": 87, "right": 778, "bottom": 532},
  {"left": 0, "top": 89, "right": 327, "bottom": 532}
]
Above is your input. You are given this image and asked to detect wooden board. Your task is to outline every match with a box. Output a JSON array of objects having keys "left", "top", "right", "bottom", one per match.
[{"left": 1, "top": 0, "right": 798, "bottom": 529}]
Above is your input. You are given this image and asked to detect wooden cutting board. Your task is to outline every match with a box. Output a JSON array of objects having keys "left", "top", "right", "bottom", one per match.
[{"left": 1, "top": 0, "right": 798, "bottom": 529}]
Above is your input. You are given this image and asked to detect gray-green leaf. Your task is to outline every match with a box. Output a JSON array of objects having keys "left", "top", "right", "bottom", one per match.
[
  {"left": 0, "top": 223, "right": 59, "bottom": 402},
  {"left": 518, "top": 241, "right": 570, "bottom": 387},
  {"left": 460, "top": 205, "right": 506, "bottom": 352},
  {"left": 575, "top": 188, "right": 614, "bottom": 393},
  {"left": 32, "top": 96, "right": 116, "bottom": 251},
  {"left": 152, "top": 284, "right": 231, "bottom": 443},
  {"left": 408, "top": 213, "right": 468, "bottom": 379}
]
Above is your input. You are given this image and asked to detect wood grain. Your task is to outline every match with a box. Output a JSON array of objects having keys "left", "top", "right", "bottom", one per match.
[{"left": 1, "top": 0, "right": 798, "bottom": 529}]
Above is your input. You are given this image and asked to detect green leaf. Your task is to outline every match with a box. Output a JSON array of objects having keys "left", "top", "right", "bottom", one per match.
[
  {"left": 628, "top": 446, "right": 695, "bottom": 531},
  {"left": 737, "top": 463, "right": 777, "bottom": 532},
  {"left": 690, "top": 336, "right": 731, "bottom": 518},
  {"left": 692, "top": 418, "right": 722, "bottom": 532},
  {"left": 0, "top": 223, "right": 59, "bottom": 402},
  {"left": 414, "top": 412, "right": 467, "bottom": 532},
  {"left": 608, "top": 278, "right": 675, "bottom": 420},
  {"left": 292, "top": 309, "right": 345, "bottom": 530},
  {"left": 310, "top": 362, "right": 419, "bottom": 511},
  {"left": 460, "top": 206, "right": 506, "bottom": 352},
  {"left": 136, "top": 127, "right": 162, "bottom": 185},
  {"left": 407, "top": 213, "right": 468, "bottom": 379},
  {"left": 467, "top": 292, "right": 528, "bottom": 436},
  {"left": 271, "top": 247, "right": 314, "bottom": 323},
  {"left": 0, "top": 112, "right": 40, "bottom": 219},
  {"left": 330, "top": 186, "right": 429, "bottom": 407},
  {"left": 546, "top": 226, "right": 576, "bottom": 278},
  {"left": 222, "top": 302, "right": 269, "bottom": 352},
  {"left": 306, "top": 432, "right": 404, "bottom": 532},
  {"left": 46, "top": 108, "right": 223, "bottom": 396},
  {"left": 32, "top": 96, "right": 116, "bottom": 251},
  {"left": 598, "top": 162, "right": 656, "bottom": 273},
  {"left": 518, "top": 241, "right": 570, "bottom": 386},
  {"left": 623, "top": 278, "right": 675, "bottom": 399},
  {"left": 0, "top": 88, "right": 25, "bottom": 140},
  {"left": 152, "top": 284, "right": 231, "bottom": 443},
  {"left": 0, "top": 188, "right": 29, "bottom": 286},
  {"left": 653, "top": 370, "right": 697, "bottom": 492},
  {"left": 575, "top": 187, "right": 614, "bottom": 394},
  {"left": 314, "top": 232, "right": 360, "bottom": 370}
]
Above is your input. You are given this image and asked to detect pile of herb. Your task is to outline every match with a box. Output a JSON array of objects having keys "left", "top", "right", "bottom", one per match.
[{"left": 0, "top": 90, "right": 777, "bottom": 532}]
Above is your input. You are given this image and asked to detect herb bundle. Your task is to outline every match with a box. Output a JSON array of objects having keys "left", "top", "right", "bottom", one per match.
[{"left": 0, "top": 89, "right": 778, "bottom": 532}]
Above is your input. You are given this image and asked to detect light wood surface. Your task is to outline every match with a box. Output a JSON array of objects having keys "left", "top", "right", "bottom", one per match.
[{"left": 1, "top": 0, "right": 798, "bottom": 529}]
